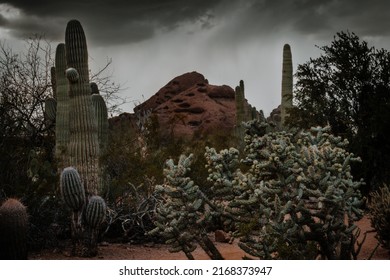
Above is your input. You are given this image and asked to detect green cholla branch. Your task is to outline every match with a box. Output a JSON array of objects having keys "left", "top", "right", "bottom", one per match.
[
  {"left": 65, "top": 19, "right": 100, "bottom": 195},
  {"left": 150, "top": 154, "right": 224, "bottom": 260},
  {"left": 0, "top": 198, "right": 28, "bottom": 260},
  {"left": 281, "top": 44, "right": 293, "bottom": 125},
  {"left": 60, "top": 167, "right": 85, "bottom": 211},
  {"left": 54, "top": 43, "right": 69, "bottom": 168},
  {"left": 368, "top": 185, "right": 390, "bottom": 249}
]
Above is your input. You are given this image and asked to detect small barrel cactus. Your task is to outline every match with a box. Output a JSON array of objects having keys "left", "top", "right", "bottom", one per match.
[
  {"left": 0, "top": 198, "right": 28, "bottom": 260},
  {"left": 60, "top": 167, "right": 85, "bottom": 211},
  {"left": 85, "top": 195, "right": 106, "bottom": 228}
]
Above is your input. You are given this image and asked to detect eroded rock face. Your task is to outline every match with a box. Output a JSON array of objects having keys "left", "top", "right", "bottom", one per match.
[
  {"left": 134, "top": 71, "right": 208, "bottom": 114},
  {"left": 154, "top": 82, "right": 236, "bottom": 140},
  {"left": 134, "top": 71, "right": 236, "bottom": 140}
]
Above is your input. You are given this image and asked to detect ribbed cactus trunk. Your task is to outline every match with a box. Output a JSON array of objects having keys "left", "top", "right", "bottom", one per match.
[
  {"left": 235, "top": 80, "right": 246, "bottom": 150},
  {"left": 281, "top": 44, "right": 293, "bottom": 125},
  {"left": 65, "top": 20, "right": 100, "bottom": 196},
  {"left": 54, "top": 43, "right": 70, "bottom": 169},
  {"left": 0, "top": 199, "right": 28, "bottom": 260}
]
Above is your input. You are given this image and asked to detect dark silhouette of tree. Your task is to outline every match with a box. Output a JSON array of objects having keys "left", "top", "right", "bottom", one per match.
[{"left": 288, "top": 31, "right": 390, "bottom": 195}]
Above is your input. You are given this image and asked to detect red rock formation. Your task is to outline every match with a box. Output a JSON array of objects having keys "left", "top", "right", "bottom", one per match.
[{"left": 134, "top": 71, "right": 208, "bottom": 114}]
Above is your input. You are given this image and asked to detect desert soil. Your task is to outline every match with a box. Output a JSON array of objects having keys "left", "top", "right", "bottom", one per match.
[{"left": 29, "top": 215, "right": 389, "bottom": 260}]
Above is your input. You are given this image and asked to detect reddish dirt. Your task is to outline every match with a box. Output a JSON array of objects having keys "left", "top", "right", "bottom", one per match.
[{"left": 29, "top": 216, "right": 389, "bottom": 260}]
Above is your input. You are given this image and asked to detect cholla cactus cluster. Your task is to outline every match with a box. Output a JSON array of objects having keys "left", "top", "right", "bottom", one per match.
[
  {"left": 368, "top": 185, "right": 390, "bottom": 249},
  {"left": 149, "top": 154, "right": 223, "bottom": 259},
  {"left": 222, "top": 122, "right": 364, "bottom": 259},
  {"left": 153, "top": 120, "right": 365, "bottom": 260}
]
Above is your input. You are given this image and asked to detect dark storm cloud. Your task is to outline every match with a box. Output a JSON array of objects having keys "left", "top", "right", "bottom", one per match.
[
  {"left": 1, "top": 0, "right": 390, "bottom": 45},
  {"left": 0, "top": 0, "right": 225, "bottom": 44}
]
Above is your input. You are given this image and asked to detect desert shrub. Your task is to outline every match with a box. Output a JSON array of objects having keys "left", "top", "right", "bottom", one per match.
[
  {"left": 368, "top": 185, "right": 390, "bottom": 249},
  {"left": 151, "top": 120, "right": 365, "bottom": 260}
]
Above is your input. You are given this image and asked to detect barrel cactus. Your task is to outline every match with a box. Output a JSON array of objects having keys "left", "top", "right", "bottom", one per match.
[
  {"left": 65, "top": 19, "right": 100, "bottom": 195},
  {"left": 0, "top": 198, "right": 28, "bottom": 259}
]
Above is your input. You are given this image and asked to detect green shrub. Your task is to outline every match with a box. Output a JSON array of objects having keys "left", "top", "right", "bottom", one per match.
[{"left": 368, "top": 185, "right": 390, "bottom": 249}]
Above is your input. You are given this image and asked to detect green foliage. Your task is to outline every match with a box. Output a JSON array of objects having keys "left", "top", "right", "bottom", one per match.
[
  {"left": 289, "top": 31, "right": 390, "bottom": 194},
  {"left": 149, "top": 154, "right": 224, "bottom": 259},
  {"left": 0, "top": 198, "right": 28, "bottom": 259},
  {"left": 368, "top": 185, "right": 390, "bottom": 249},
  {"left": 156, "top": 119, "right": 365, "bottom": 260},
  {"left": 218, "top": 123, "right": 364, "bottom": 259}
]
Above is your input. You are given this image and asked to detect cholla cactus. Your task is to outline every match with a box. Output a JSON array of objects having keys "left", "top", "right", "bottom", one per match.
[
  {"left": 368, "top": 185, "right": 390, "bottom": 249},
  {"left": 0, "top": 198, "right": 28, "bottom": 259},
  {"left": 149, "top": 154, "right": 223, "bottom": 260},
  {"left": 231, "top": 124, "right": 364, "bottom": 259}
]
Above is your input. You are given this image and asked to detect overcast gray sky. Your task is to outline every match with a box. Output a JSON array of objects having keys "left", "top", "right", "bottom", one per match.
[{"left": 1, "top": 0, "right": 390, "bottom": 116}]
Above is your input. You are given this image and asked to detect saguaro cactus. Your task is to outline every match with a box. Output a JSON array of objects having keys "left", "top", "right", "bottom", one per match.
[
  {"left": 60, "top": 167, "right": 85, "bottom": 255},
  {"left": 54, "top": 43, "right": 70, "bottom": 168},
  {"left": 84, "top": 195, "right": 106, "bottom": 256},
  {"left": 91, "top": 89, "right": 108, "bottom": 153},
  {"left": 44, "top": 97, "right": 57, "bottom": 123},
  {"left": 281, "top": 44, "right": 293, "bottom": 125},
  {"left": 0, "top": 198, "right": 28, "bottom": 260},
  {"left": 65, "top": 19, "right": 100, "bottom": 195}
]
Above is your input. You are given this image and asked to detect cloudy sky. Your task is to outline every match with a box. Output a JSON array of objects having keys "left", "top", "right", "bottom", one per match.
[{"left": 1, "top": 0, "right": 390, "bottom": 116}]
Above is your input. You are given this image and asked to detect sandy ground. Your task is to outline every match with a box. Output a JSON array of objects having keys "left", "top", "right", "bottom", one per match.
[{"left": 29, "top": 216, "right": 389, "bottom": 260}]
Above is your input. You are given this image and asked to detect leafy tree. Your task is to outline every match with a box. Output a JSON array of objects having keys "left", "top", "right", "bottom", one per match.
[{"left": 289, "top": 31, "right": 390, "bottom": 193}]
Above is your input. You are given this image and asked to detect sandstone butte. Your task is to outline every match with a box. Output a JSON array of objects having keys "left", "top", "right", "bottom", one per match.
[{"left": 110, "top": 71, "right": 253, "bottom": 141}]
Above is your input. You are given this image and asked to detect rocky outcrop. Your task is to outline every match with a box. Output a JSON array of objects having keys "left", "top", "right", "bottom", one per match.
[
  {"left": 131, "top": 71, "right": 236, "bottom": 140},
  {"left": 154, "top": 82, "right": 235, "bottom": 139}
]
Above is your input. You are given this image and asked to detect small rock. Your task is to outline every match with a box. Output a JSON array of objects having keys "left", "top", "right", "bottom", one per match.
[{"left": 215, "top": 230, "right": 230, "bottom": 243}]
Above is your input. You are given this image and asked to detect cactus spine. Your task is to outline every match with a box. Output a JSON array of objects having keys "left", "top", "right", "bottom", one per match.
[
  {"left": 54, "top": 43, "right": 70, "bottom": 168},
  {"left": 0, "top": 198, "right": 28, "bottom": 259},
  {"left": 281, "top": 44, "right": 293, "bottom": 125},
  {"left": 65, "top": 19, "right": 100, "bottom": 195}
]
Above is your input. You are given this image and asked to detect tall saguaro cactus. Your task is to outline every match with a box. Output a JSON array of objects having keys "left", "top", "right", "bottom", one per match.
[
  {"left": 65, "top": 20, "right": 100, "bottom": 195},
  {"left": 54, "top": 43, "right": 70, "bottom": 169},
  {"left": 281, "top": 44, "right": 293, "bottom": 125}
]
